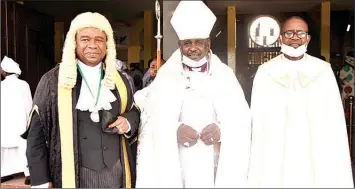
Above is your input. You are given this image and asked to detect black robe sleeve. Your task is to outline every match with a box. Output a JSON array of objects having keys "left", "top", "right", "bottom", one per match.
[
  {"left": 101, "top": 101, "right": 141, "bottom": 138},
  {"left": 24, "top": 74, "right": 51, "bottom": 186},
  {"left": 100, "top": 71, "right": 140, "bottom": 139},
  {"left": 121, "top": 105, "right": 140, "bottom": 138},
  {"left": 119, "top": 70, "right": 140, "bottom": 138}
]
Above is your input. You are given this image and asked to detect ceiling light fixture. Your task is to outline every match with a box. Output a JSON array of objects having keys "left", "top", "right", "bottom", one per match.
[{"left": 347, "top": 24, "right": 351, "bottom": 32}]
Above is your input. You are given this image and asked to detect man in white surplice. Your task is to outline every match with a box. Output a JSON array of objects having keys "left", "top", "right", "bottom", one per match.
[
  {"left": 248, "top": 16, "right": 354, "bottom": 188},
  {"left": 1, "top": 56, "right": 31, "bottom": 181},
  {"left": 135, "top": 1, "right": 251, "bottom": 188}
]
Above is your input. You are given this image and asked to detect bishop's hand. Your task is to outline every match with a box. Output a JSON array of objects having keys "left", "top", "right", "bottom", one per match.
[
  {"left": 200, "top": 123, "right": 220, "bottom": 146},
  {"left": 177, "top": 124, "right": 199, "bottom": 148}
]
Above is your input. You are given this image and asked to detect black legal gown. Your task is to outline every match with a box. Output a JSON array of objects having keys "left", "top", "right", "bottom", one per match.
[{"left": 22, "top": 65, "right": 140, "bottom": 188}]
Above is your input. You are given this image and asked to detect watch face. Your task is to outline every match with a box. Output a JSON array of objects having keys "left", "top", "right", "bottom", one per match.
[{"left": 249, "top": 16, "right": 280, "bottom": 47}]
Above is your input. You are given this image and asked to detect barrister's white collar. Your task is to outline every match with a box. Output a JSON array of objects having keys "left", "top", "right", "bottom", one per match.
[{"left": 75, "top": 59, "right": 117, "bottom": 118}]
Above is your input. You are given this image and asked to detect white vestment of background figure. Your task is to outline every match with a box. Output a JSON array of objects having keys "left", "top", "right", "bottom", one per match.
[{"left": 1, "top": 56, "right": 32, "bottom": 177}]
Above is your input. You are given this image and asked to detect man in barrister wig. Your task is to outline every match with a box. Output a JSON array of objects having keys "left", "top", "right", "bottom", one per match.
[
  {"left": 22, "top": 12, "right": 140, "bottom": 188},
  {"left": 135, "top": 1, "right": 251, "bottom": 188},
  {"left": 1, "top": 56, "right": 32, "bottom": 183}
]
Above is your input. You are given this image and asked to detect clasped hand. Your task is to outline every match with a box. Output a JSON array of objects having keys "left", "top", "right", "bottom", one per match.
[{"left": 177, "top": 123, "right": 220, "bottom": 147}]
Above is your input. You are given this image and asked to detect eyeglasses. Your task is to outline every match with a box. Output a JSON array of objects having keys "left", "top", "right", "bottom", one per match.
[
  {"left": 179, "top": 39, "right": 208, "bottom": 48},
  {"left": 282, "top": 30, "right": 308, "bottom": 39}
]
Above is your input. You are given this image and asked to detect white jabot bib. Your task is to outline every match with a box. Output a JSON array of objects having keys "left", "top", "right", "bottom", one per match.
[{"left": 75, "top": 60, "right": 117, "bottom": 122}]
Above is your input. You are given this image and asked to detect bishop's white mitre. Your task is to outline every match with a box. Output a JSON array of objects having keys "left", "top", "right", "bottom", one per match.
[{"left": 170, "top": 1, "right": 217, "bottom": 40}]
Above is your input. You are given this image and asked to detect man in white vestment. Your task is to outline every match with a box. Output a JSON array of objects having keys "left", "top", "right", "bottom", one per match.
[
  {"left": 248, "top": 16, "right": 354, "bottom": 188},
  {"left": 1, "top": 56, "right": 31, "bottom": 182},
  {"left": 135, "top": 1, "right": 251, "bottom": 188}
]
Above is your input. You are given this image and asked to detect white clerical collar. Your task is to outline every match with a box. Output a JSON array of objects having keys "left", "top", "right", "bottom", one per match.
[
  {"left": 77, "top": 59, "right": 102, "bottom": 73},
  {"left": 183, "top": 63, "right": 208, "bottom": 73},
  {"left": 281, "top": 53, "right": 306, "bottom": 62}
]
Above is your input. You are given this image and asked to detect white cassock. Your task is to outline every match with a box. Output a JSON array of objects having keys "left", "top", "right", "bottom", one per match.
[
  {"left": 1, "top": 74, "right": 32, "bottom": 177},
  {"left": 133, "top": 82, "right": 153, "bottom": 152},
  {"left": 134, "top": 84, "right": 152, "bottom": 111},
  {"left": 248, "top": 53, "right": 354, "bottom": 188},
  {"left": 136, "top": 49, "right": 251, "bottom": 188}
]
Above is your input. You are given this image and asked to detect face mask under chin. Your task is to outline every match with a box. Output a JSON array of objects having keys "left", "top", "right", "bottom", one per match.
[
  {"left": 182, "top": 55, "right": 208, "bottom": 68},
  {"left": 280, "top": 43, "right": 308, "bottom": 58},
  {"left": 279, "top": 36, "right": 309, "bottom": 58}
]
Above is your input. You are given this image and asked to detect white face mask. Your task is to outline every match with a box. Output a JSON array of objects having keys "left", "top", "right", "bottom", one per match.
[
  {"left": 280, "top": 37, "right": 308, "bottom": 58},
  {"left": 182, "top": 55, "right": 207, "bottom": 68}
]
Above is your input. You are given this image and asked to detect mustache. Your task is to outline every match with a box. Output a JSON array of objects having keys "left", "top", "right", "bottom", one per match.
[
  {"left": 85, "top": 51, "right": 101, "bottom": 54},
  {"left": 187, "top": 52, "right": 201, "bottom": 56},
  {"left": 288, "top": 43, "right": 305, "bottom": 48}
]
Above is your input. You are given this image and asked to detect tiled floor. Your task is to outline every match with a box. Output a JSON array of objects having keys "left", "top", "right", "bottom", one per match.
[
  {"left": 0, "top": 173, "right": 29, "bottom": 188},
  {"left": 1, "top": 165, "right": 355, "bottom": 188}
]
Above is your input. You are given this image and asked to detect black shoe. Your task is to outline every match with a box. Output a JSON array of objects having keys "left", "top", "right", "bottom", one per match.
[
  {"left": 24, "top": 176, "right": 31, "bottom": 185},
  {"left": 1, "top": 175, "right": 14, "bottom": 183}
]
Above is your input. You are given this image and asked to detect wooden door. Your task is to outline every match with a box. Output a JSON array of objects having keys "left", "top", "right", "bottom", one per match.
[{"left": 1, "top": 1, "right": 54, "bottom": 94}]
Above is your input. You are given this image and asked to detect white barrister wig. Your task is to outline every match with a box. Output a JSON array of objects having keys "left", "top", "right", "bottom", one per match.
[
  {"left": 170, "top": 1, "right": 217, "bottom": 40},
  {"left": 59, "top": 12, "right": 117, "bottom": 89},
  {"left": 1, "top": 56, "right": 22, "bottom": 75}
]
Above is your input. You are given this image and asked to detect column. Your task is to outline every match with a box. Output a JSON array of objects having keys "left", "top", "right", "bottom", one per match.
[
  {"left": 128, "top": 19, "right": 144, "bottom": 67},
  {"left": 227, "top": 5, "right": 237, "bottom": 74},
  {"left": 144, "top": 10, "right": 153, "bottom": 69},
  {"left": 321, "top": 0, "right": 330, "bottom": 62}
]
